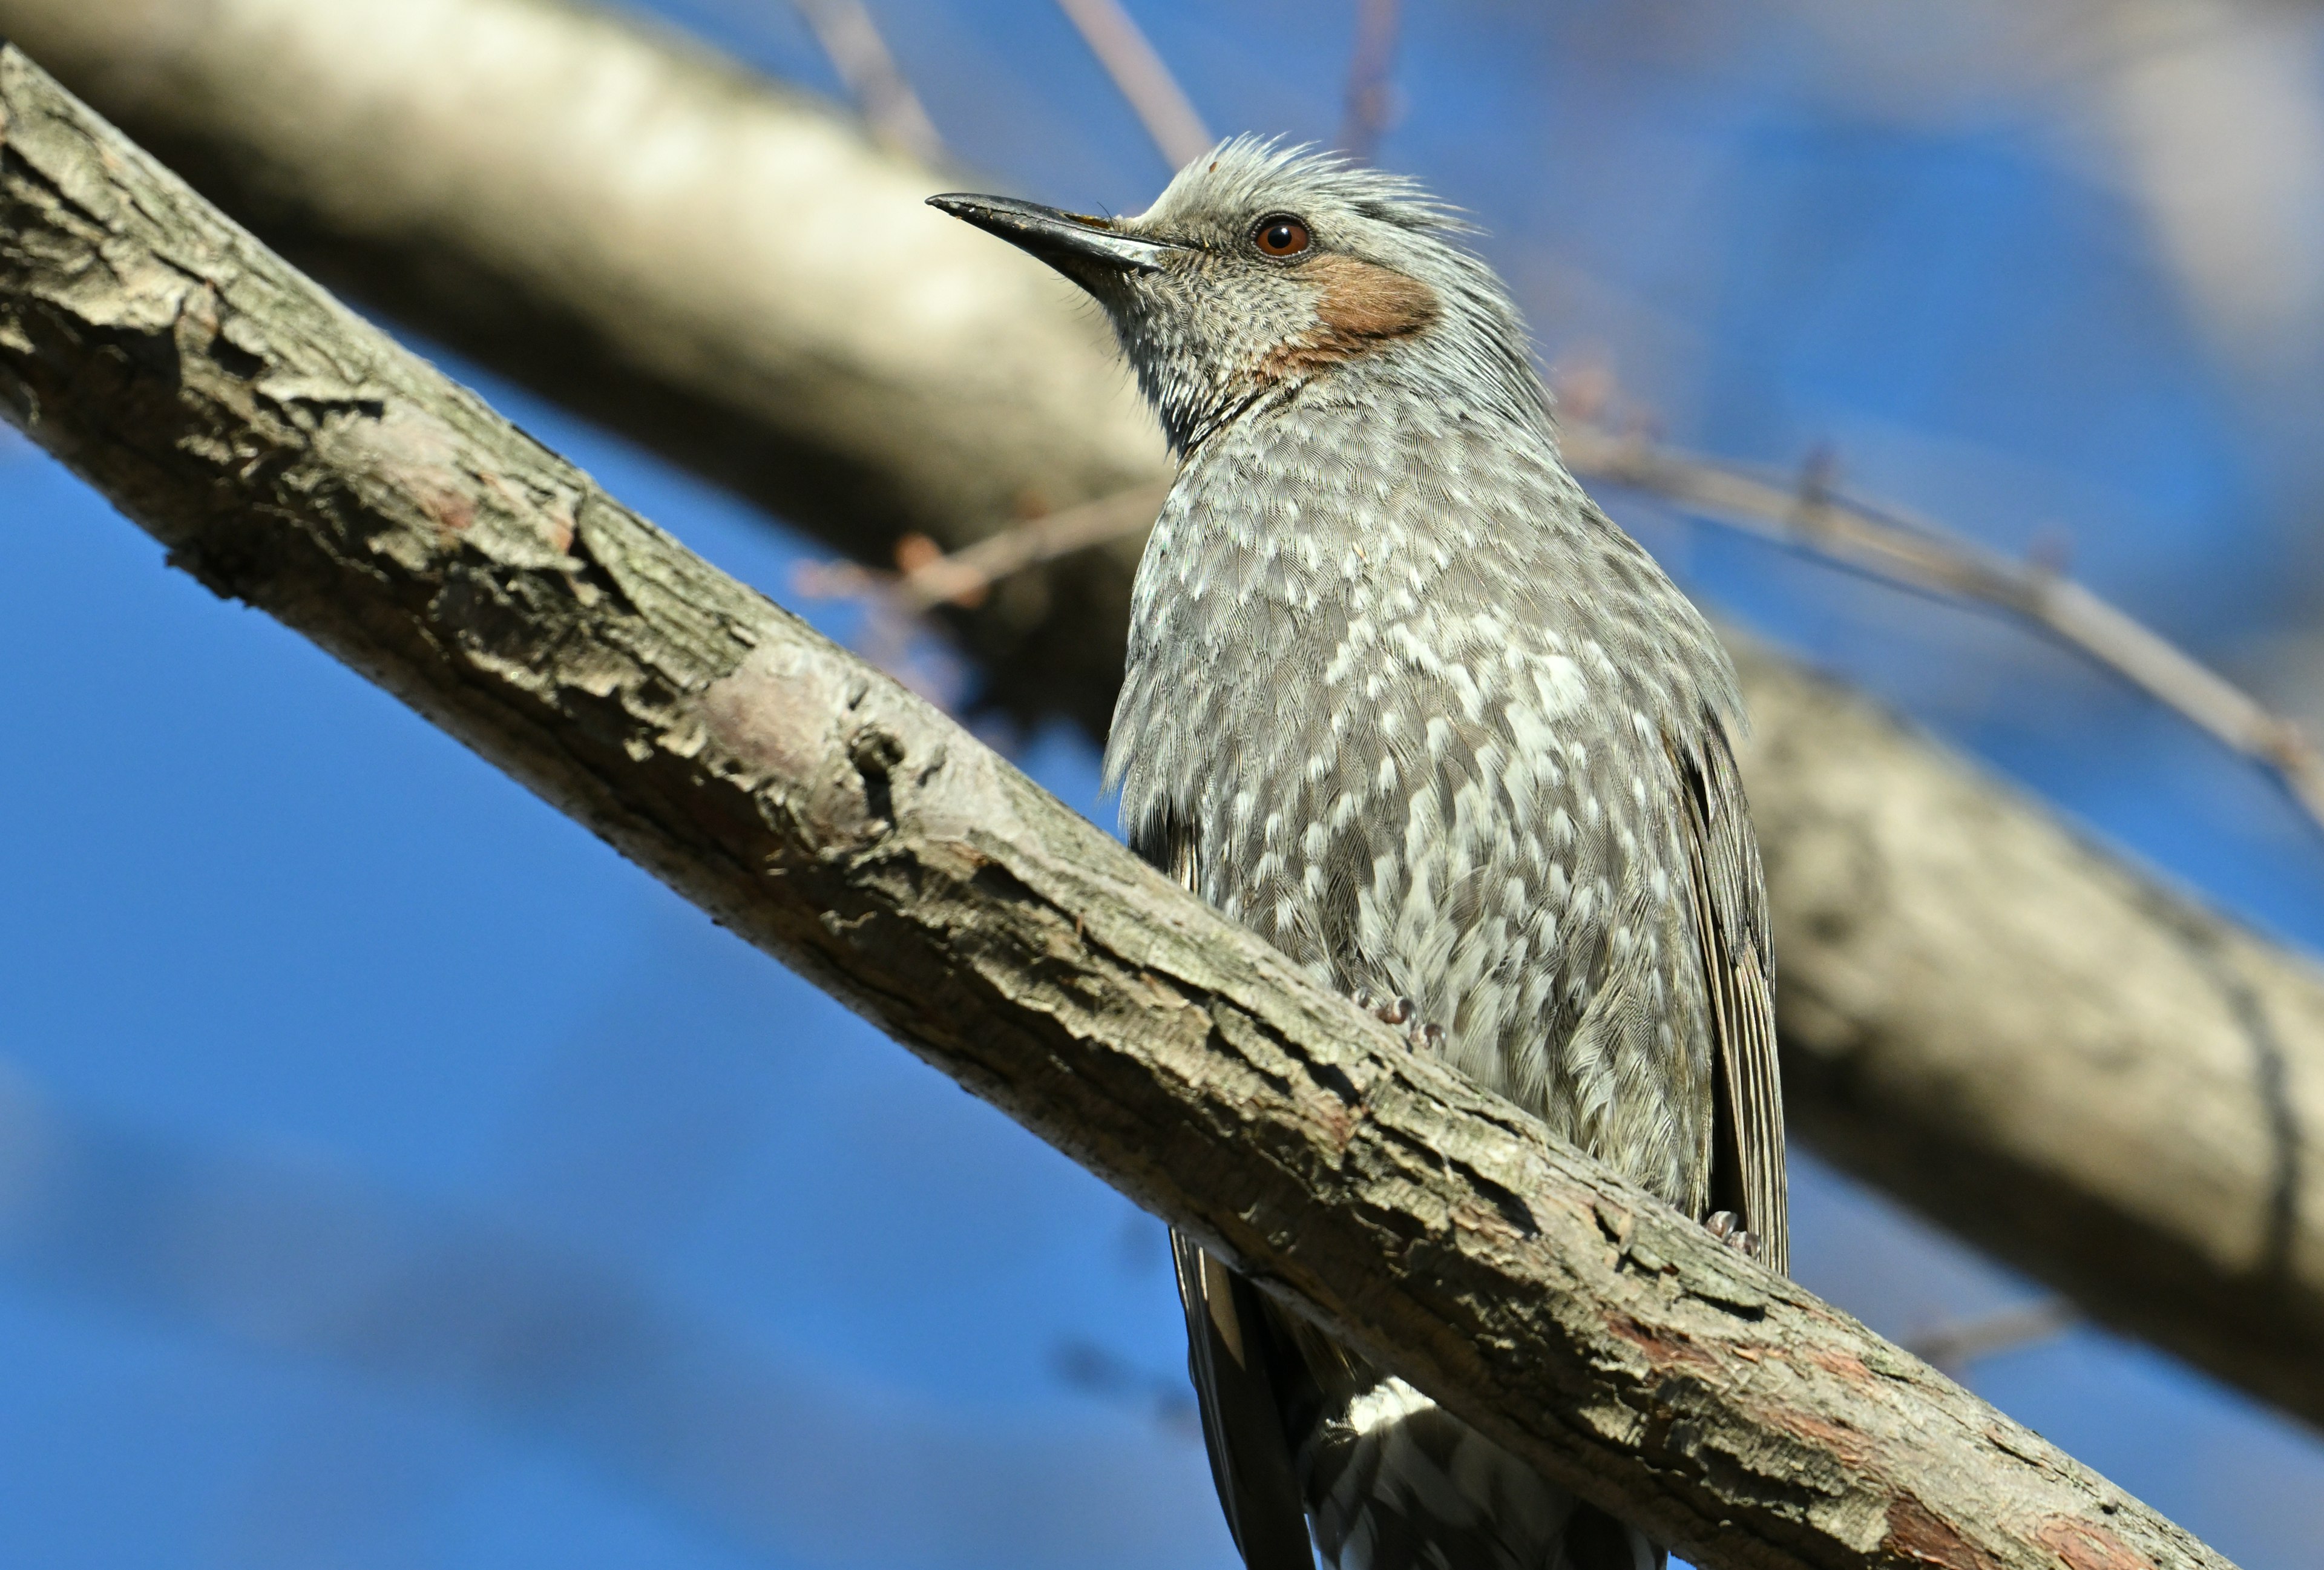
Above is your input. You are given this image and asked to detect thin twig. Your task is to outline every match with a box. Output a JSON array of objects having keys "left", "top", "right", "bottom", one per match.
[
  {"left": 1338, "top": 0, "right": 1403, "bottom": 162},
  {"left": 791, "top": 482, "right": 1169, "bottom": 614},
  {"left": 1052, "top": 0, "right": 1213, "bottom": 170},
  {"left": 790, "top": 484, "right": 1167, "bottom": 706},
  {"left": 1554, "top": 421, "right": 2324, "bottom": 836},
  {"left": 1902, "top": 1299, "right": 2075, "bottom": 1376},
  {"left": 789, "top": 0, "right": 944, "bottom": 163},
  {"left": 900, "top": 483, "right": 1170, "bottom": 611},
  {"left": 808, "top": 420, "right": 2324, "bottom": 840}
]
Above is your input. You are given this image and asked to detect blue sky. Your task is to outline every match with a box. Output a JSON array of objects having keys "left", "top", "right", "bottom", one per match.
[{"left": 2, "top": 3, "right": 2322, "bottom": 1567}]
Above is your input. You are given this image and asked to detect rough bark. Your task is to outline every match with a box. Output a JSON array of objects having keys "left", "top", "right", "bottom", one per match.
[
  {"left": 0, "top": 48, "right": 2239, "bottom": 1570},
  {"left": 5, "top": 0, "right": 2324, "bottom": 1432}
]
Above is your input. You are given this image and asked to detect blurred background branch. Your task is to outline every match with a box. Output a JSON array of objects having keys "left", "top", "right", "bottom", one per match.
[
  {"left": 1555, "top": 420, "right": 2324, "bottom": 833},
  {"left": 4, "top": 0, "right": 2322, "bottom": 1437},
  {"left": 819, "top": 415, "right": 2324, "bottom": 837},
  {"left": 1336, "top": 0, "right": 1402, "bottom": 162},
  {"left": 0, "top": 0, "right": 1167, "bottom": 735},
  {"left": 1050, "top": 0, "right": 1215, "bottom": 169},
  {"left": 786, "top": 0, "right": 945, "bottom": 163},
  {"left": 1902, "top": 1299, "right": 2078, "bottom": 1378}
]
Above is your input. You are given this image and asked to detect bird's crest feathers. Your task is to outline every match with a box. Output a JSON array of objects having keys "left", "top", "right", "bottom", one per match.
[{"left": 1148, "top": 136, "right": 1479, "bottom": 240}]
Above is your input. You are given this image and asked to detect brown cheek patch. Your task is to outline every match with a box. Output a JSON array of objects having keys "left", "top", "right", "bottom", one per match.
[
  {"left": 1315, "top": 254, "right": 1439, "bottom": 338},
  {"left": 1261, "top": 254, "right": 1440, "bottom": 381}
]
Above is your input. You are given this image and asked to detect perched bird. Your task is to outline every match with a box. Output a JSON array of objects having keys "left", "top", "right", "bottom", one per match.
[{"left": 931, "top": 140, "right": 1784, "bottom": 1570}]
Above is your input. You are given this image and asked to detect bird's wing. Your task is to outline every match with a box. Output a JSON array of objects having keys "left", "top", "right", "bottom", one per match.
[
  {"left": 1669, "top": 721, "right": 1789, "bottom": 1276},
  {"left": 1170, "top": 1230, "right": 1317, "bottom": 1570},
  {"left": 1138, "top": 812, "right": 1315, "bottom": 1570}
]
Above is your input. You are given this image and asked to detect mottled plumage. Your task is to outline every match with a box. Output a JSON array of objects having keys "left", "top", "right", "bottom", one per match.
[{"left": 933, "top": 139, "right": 1784, "bottom": 1570}]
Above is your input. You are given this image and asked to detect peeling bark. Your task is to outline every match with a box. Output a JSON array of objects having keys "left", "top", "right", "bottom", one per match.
[{"left": 0, "top": 48, "right": 2244, "bottom": 1570}]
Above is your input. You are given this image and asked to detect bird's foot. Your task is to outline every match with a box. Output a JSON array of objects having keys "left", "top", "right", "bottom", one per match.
[
  {"left": 1704, "top": 1210, "right": 1759, "bottom": 1260},
  {"left": 1353, "top": 988, "right": 1448, "bottom": 1054}
]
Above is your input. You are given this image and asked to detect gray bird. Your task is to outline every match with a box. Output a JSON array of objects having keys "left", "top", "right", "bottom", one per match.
[{"left": 931, "top": 139, "right": 1785, "bottom": 1570}]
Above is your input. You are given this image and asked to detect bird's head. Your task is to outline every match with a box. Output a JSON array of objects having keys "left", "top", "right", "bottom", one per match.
[{"left": 931, "top": 137, "right": 1548, "bottom": 454}]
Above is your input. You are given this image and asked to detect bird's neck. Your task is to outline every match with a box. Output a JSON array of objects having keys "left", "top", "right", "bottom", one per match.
[
  {"left": 1200, "top": 352, "right": 1561, "bottom": 485},
  {"left": 1141, "top": 318, "right": 1556, "bottom": 460}
]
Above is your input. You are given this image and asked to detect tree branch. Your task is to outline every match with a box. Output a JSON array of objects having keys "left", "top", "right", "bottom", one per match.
[
  {"left": 788, "top": 0, "right": 946, "bottom": 165},
  {"left": 1336, "top": 0, "right": 1403, "bottom": 162},
  {"left": 1552, "top": 422, "right": 2324, "bottom": 834},
  {"left": 1902, "top": 1301, "right": 2076, "bottom": 1378},
  {"left": 820, "top": 421, "right": 2324, "bottom": 841},
  {"left": 0, "top": 47, "right": 2234, "bottom": 1570},
  {"left": 0, "top": 0, "right": 1168, "bottom": 736},
  {"left": 2, "top": 0, "right": 2322, "bottom": 1431},
  {"left": 1051, "top": 0, "right": 1215, "bottom": 169}
]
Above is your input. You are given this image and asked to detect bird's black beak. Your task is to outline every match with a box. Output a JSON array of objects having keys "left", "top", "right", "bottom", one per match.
[{"left": 927, "top": 193, "right": 1173, "bottom": 276}]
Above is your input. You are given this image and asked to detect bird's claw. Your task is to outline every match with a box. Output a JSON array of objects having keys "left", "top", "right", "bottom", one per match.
[
  {"left": 1704, "top": 1210, "right": 1759, "bottom": 1260},
  {"left": 1353, "top": 988, "right": 1448, "bottom": 1054}
]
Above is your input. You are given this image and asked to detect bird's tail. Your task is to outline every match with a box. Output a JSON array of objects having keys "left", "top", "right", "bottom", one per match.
[
  {"left": 1558, "top": 1502, "right": 1666, "bottom": 1570},
  {"left": 1300, "top": 1372, "right": 1667, "bottom": 1570}
]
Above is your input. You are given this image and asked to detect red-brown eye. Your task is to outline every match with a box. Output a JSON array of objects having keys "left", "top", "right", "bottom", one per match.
[{"left": 1253, "top": 214, "right": 1312, "bottom": 257}]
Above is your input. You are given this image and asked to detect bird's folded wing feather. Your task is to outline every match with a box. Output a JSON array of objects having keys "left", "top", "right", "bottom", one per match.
[
  {"left": 1171, "top": 1230, "right": 1316, "bottom": 1570},
  {"left": 1141, "top": 813, "right": 1315, "bottom": 1569},
  {"left": 1670, "top": 721, "right": 1789, "bottom": 1275}
]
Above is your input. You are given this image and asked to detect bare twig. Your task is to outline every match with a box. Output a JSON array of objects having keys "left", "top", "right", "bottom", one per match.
[
  {"left": 896, "top": 481, "right": 1168, "bottom": 610},
  {"left": 1555, "top": 420, "right": 2324, "bottom": 836},
  {"left": 793, "top": 481, "right": 1167, "bottom": 613},
  {"left": 1902, "top": 1300, "right": 2077, "bottom": 1376},
  {"left": 798, "top": 416, "right": 2324, "bottom": 838},
  {"left": 793, "top": 484, "right": 1163, "bottom": 706},
  {"left": 1052, "top": 0, "right": 1213, "bottom": 169},
  {"left": 1338, "top": 0, "right": 1403, "bottom": 162},
  {"left": 788, "top": 0, "right": 945, "bottom": 163}
]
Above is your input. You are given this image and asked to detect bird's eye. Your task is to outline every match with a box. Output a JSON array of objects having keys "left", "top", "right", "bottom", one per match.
[{"left": 1253, "top": 214, "right": 1313, "bottom": 257}]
